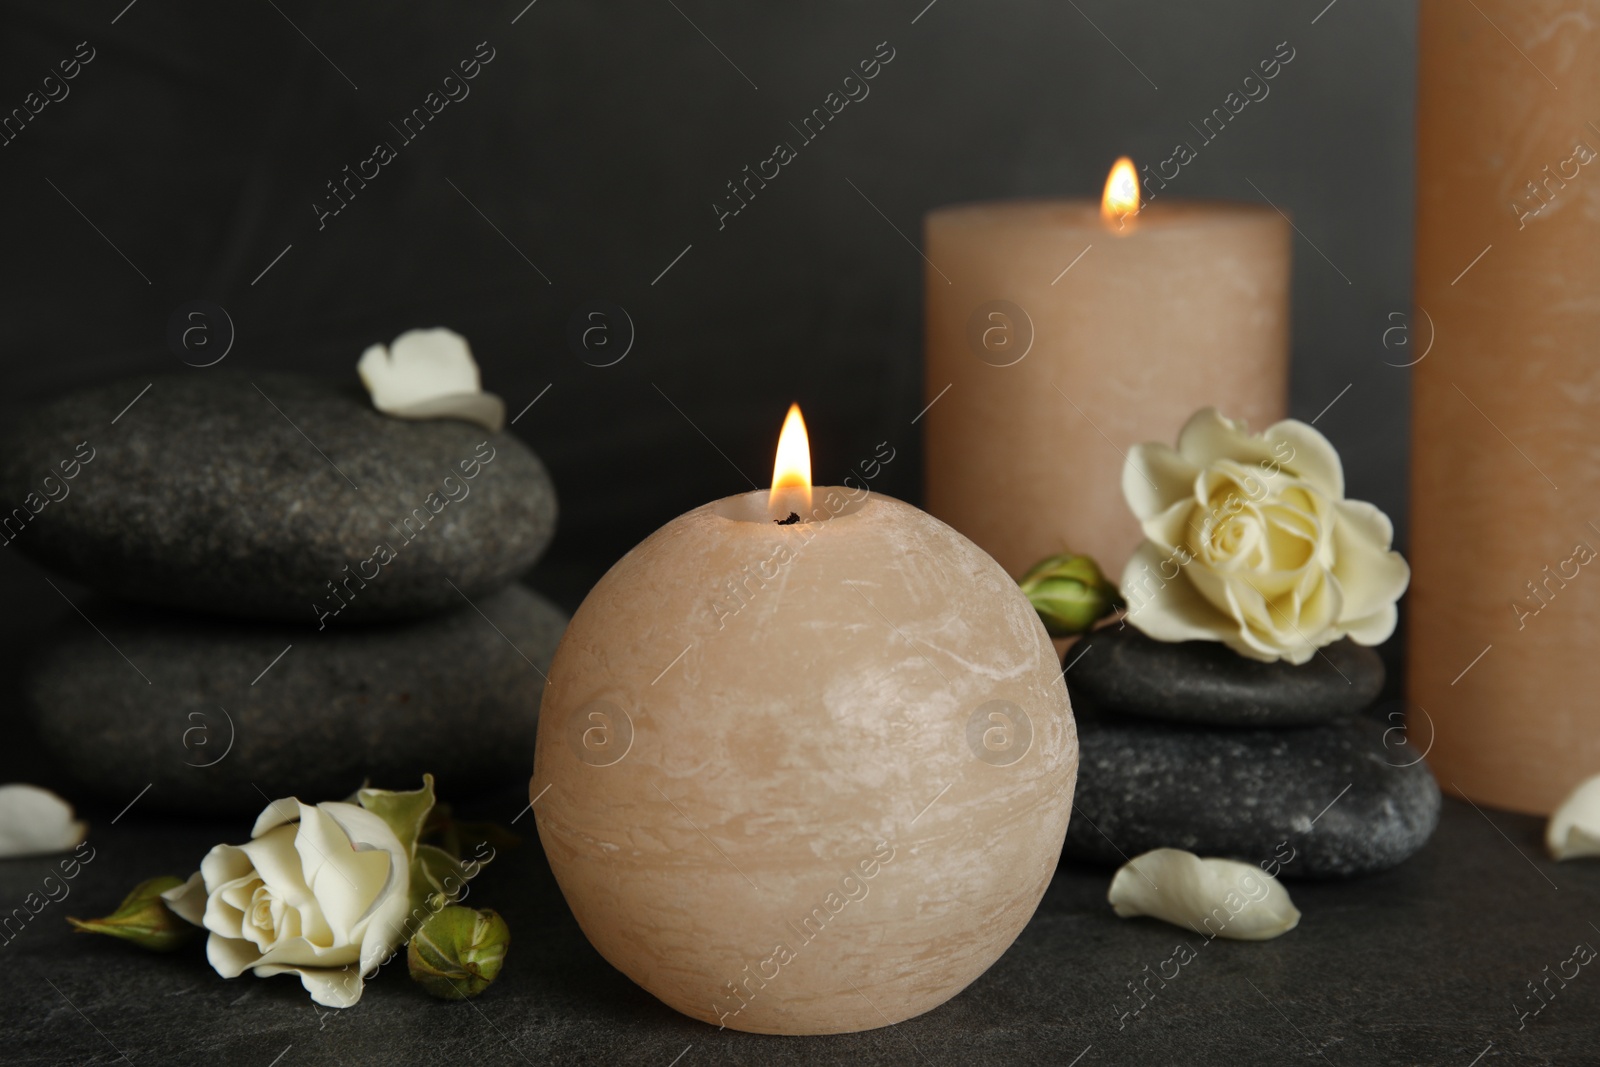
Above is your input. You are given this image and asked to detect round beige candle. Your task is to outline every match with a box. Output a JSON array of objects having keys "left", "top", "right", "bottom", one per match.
[
  {"left": 532, "top": 480, "right": 1076, "bottom": 1034},
  {"left": 924, "top": 185, "right": 1290, "bottom": 579},
  {"left": 1410, "top": 0, "right": 1600, "bottom": 815}
]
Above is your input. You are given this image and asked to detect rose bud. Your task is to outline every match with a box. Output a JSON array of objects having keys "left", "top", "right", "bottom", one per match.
[
  {"left": 408, "top": 906, "right": 509, "bottom": 1000},
  {"left": 1019, "top": 552, "right": 1123, "bottom": 636}
]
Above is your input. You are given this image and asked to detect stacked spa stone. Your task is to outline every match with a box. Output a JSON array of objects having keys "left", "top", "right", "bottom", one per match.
[
  {"left": 1060, "top": 626, "right": 1440, "bottom": 877},
  {"left": 0, "top": 373, "right": 564, "bottom": 814}
]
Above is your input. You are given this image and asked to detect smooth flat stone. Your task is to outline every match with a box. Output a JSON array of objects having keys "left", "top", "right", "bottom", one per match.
[
  {"left": 25, "top": 585, "right": 564, "bottom": 814},
  {"left": 1066, "top": 625, "right": 1384, "bottom": 727},
  {"left": 1061, "top": 712, "right": 1439, "bottom": 878},
  {"left": 0, "top": 373, "right": 557, "bottom": 623}
]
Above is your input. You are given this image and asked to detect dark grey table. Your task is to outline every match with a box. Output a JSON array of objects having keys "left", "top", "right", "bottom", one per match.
[{"left": 2, "top": 792, "right": 1595, "bottom": 1067}]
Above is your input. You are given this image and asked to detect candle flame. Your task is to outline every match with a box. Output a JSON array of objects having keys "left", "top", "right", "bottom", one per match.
[
  {"left": 1101, "top": 156, "right": 1141, "bottom": 224},
  {"left": 769, "top": 403, "right": 812, "bottom": 517}
]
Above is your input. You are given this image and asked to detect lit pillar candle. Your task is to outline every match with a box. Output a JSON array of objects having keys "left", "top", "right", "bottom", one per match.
[
  {"left": 924, "top": 160, "right": 1291, "bottom": 578},
  {"left": 532, "top": 407, "right": 1077, "bottom": 1035}
]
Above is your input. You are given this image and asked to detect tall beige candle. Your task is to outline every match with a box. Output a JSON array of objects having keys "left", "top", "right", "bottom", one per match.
[
  {"left": 1410, "top": 0, "right": 1600, "bottom": 815},
  {"left": 532, "top": 423, "right": 1076, "bottom": 1034},
  {"left": 924, "top": 181, "right": 1290, "bottom": 579}
]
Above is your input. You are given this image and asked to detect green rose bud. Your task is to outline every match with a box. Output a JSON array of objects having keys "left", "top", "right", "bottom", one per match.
[
  {"left": 1019, "top": 552, "right": 1123, "bottom": 637},
  {"left": 67, "top": 875, "right": 196, "bottom": 952},
  {"left": 408, "top": 906, "right": 510, "bottom": 1000}
]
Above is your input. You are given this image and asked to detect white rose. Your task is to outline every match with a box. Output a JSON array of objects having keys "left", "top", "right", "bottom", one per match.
[
  {"left": 1120, "top": 407, "right": 1410, "bottom": 664},
  {"left": 162, "top": 798, "right": 412, "bottom": 1008},
  {"left": 357, "top": 327, "right": 505, "bottom": 432}
]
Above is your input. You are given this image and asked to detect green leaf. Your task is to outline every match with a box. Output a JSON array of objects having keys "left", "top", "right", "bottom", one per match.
[
  {"left": 67, "top": 876, "right": 196, "bottom": 952},
  {"left": 410, "top": 844, "right": 470, "bottom": 916},
  {"left": 408, "top": 907, "right": 509, "bottom": 1000},
  {"left": 358, "top": 774, "right": 436, "bottom": 859}
]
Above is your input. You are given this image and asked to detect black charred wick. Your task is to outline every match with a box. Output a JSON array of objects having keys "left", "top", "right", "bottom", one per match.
[{"left": 774, "top": 512, "right": 801, "bottom": 526}]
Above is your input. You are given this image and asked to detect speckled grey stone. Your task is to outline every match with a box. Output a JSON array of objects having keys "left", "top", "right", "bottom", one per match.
[
  {"left": 25, "top": 585, "right": 564, "bottom": 814},
  {"left": 1066, "top": 626, "right": 1384, "bottom": 727},
  {"left": 1062, "top": 712, "right": 1439, "bottom": 878},
  {"left": 0, "top": 373, "right": 557, "bottom": 623}
]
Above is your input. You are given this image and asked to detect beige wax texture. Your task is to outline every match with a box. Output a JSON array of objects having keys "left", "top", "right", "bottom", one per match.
[
  {"left": 1411, "top": 0, "right": 1600, "bottom": 815},
  {"left": 923, "top": 199, "right": 1290, "bottom": 579},
  {"left": 532, "top": 491, "right": 1077, "bottom": 1034}
]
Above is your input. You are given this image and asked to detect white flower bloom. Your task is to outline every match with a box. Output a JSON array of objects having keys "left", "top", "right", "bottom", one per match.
[
  {"left": 357, "top": 328, "right": 505, "bottom": 432},
  {"left": 163, "top": 798, "right": 411, "bottom": 1008},
  {"left": 1109, "top": 848, "right": 1300, "bottom": 941},
  {"left": 0, "top": 783, "right": 86, "bottom": 858},
  {"left": 1120, "top": 407, "right": 1410, "bottom": 664},
  {"left": 1547, "top": 774, "right": 1600, "bottom": 860}
]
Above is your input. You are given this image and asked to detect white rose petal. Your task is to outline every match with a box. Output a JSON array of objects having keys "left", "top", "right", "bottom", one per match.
[
  {"left": 1121, "top": 542, "right": 1222, "bottom": 644},
  {"left": 1119, "top": 407, "right": 1410, "bottom": 664},
  {"left": 1177, "top": 407, "right": 1275, "bottom": 468},
  {"left": 205, "top": 922, "right": 264, "bottom": 979},
  {"left": 0, "top": 784, "right": 87, "bottom": 858},
  {"left": 357, "top": 327, "right": 506, "bottom": 432},
  {"left": 1547, "top": 775, "right": 1600, "bottom": 860},
  {"left": 1330, "top": 500, "right": 1411, "bottom": 625},
  {"left": 163, "top": 871, "right": 207, "bottom": 925},
  {"left": 162, "top": 796, "right": 412, "bottom": 1008},
  {"left": 255, "top": 961, "right": 367, "bottom": 1010},
  {"left": 1122, "top": 441, "right": 1197, "bottom": 521},
  {"left": 1263, "top": 420, "right": 1345, "bottom": 498},
  {"left": 1109, "top": 848, "right": 1301, "bottom": 941}
]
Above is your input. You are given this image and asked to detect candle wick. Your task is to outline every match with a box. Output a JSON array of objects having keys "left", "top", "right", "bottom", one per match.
[{"left": 774, "top": 512, "right": 801, "bottom": 526}]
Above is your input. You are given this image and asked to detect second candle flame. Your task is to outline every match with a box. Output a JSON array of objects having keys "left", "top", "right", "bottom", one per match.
[
  {"left": 1101, "top": 156, "right": 1141, "bottom": 226},
  {"left": 769, "top": 403, "right": 813, "bottom": 518}
]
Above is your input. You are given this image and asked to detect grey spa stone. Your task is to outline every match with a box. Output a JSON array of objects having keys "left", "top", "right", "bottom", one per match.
[
  {"left": 1061, "top": 712, "right": 1440, "bottom": 878},
  {"left": 1066, "top": 625, "right": 1384, "bottom": 728},
  {"left": 0, "top": 372, "right": 557, "bottom": 623},
  {"left": 25, "top": 585, "right": 564, "bottom": 814}
]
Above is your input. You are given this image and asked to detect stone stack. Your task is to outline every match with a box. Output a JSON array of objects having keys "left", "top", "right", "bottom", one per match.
[
  {"left": 1060, "top": 626, "right": 1440, "bottom": 877},
  {"left": 1, "top": 373, "right": 565, "bottom": 814}
]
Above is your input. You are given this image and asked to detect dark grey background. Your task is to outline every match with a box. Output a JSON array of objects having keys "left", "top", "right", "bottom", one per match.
[{"left": 0, "top": 0, "right": 1417, "bottom": 617}]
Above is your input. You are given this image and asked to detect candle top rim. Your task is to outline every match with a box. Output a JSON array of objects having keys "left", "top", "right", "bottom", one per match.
[
  {"left": 926, "top": 197, "right": 1284, "bottom": 230},
  {"left": 709, "top": 486, "right": 879, "bottom": 525}
]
